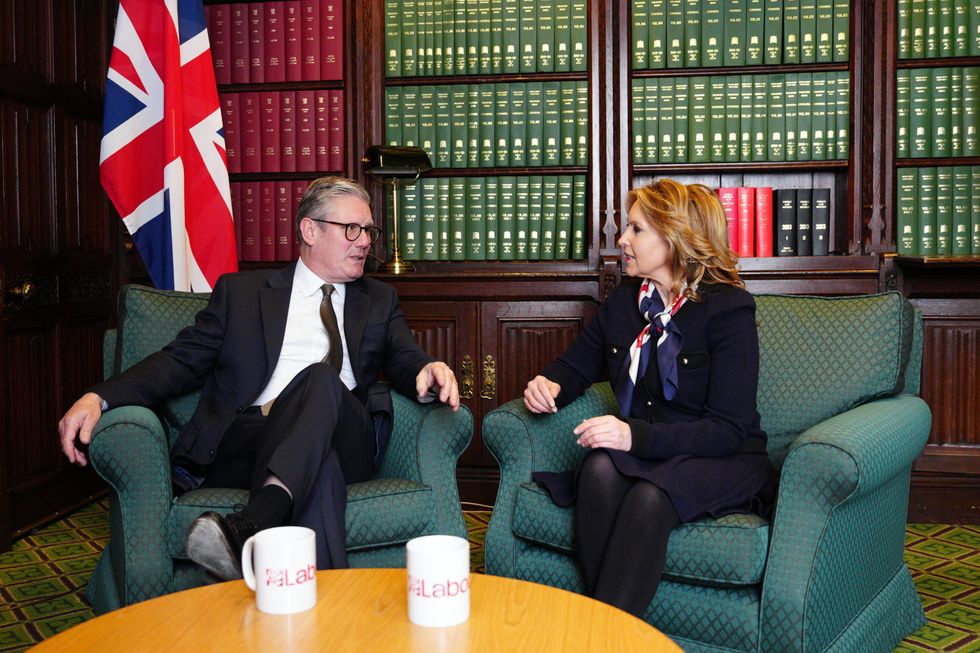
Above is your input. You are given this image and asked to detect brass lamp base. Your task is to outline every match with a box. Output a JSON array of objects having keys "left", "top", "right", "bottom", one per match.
[{"left": 382, "top": 257, "right": 415, "bottom": 274}]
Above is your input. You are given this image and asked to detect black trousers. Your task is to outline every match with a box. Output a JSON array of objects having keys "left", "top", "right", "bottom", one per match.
[{"left": 205, "top": 363, "right": 375, "bottom": 568}]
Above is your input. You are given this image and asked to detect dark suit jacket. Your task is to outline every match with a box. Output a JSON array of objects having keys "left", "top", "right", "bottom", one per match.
[
  {"left": 541, "top": 279, "right": 767, "bottom": 460},
  {"left": 91, "top": 263, "right": 434, "bottom": 471}
]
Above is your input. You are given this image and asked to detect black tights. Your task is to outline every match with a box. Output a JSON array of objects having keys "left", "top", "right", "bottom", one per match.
[{"left": 574, "top": 449, "right": 680, "bottom": 618}]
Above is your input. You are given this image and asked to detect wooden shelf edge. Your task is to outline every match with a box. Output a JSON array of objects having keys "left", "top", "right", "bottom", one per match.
[
  {"left": 385, "top": 71, "right": 589, "bottom": 86},
  {"left": 631, "top": 62, "right": 849, "bottom": 77},
  {"left": 894, "top": 256, "right": 980, "bottom": 268},
  {"left": 633, "top": 161, "right": 849, "bottom": 173},
  {"left": 895, "top": 157, "right": 980, "bottom": 167}
]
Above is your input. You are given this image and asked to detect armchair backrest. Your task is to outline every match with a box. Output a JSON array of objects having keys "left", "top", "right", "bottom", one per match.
[{"left": 754, "top": 292, "right": 917, "bottom": 467}]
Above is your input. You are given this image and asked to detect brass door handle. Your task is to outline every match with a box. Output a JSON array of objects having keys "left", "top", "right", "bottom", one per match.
[
  {"left": 480, "top": 355, "right": 496, "bottom": 400},
  {"left": 6, "top": 281, "right": 35, "bottom": 303},
  {"left": 460, "top": 355, "right": 474, "bottom": 400}
]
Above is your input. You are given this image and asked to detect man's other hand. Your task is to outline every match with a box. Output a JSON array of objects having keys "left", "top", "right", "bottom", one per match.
[
  {"left": 416, "top": 362, "right": 460, "bottom": 411},
  {"left": 58, "top": 392, "right": 104, "bottom": 466}
]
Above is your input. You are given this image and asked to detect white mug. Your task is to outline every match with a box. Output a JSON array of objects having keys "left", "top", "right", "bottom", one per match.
[
  {"left": 406, "top": 534, "right": 471, "bottom": 628},
  {"left": 241, "top": 526, "right": 317, "bottom": 615}
]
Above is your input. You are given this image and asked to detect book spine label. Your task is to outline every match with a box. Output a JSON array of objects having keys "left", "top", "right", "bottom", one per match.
[
  {"left": 896, "top": 168, "right": 919, "bottom": 255},
  {"left": 755, "top": 186, "right": 773, "bottom": 256},
  {"left": 776, "top": 188, "right": 797, "bottom": 255},
  {"left": 811, "top": 187, "right": 830, "bottom": 255}
]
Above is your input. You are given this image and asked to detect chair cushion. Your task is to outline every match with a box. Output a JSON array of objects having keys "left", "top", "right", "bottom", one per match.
[
  {"left": 513, "top": 482, "right": 770, "bottom": 587},
  {"left": 755, "top": 292, "right": 914, "bottom": 465}
]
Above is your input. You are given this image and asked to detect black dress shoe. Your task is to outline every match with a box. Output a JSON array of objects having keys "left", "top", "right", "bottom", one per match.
[{"left": 186, "top": 511, "right": 260, "bottom": 581}]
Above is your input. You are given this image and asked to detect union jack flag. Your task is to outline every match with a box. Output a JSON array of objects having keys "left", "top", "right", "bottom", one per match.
[{"left": 101, "top": 0, "right": 237, "bottom": 291}]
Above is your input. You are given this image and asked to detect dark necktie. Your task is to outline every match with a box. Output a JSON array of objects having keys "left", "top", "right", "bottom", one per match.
[{"left": 320, "top": 283, "right": 343, "bottom": 372}]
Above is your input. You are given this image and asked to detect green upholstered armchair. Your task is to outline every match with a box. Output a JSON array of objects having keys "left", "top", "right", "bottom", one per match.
[
  {"left": 84, "top": 285, "right": 472, "bottom": 614},
  {"left": 483, "top": 292, "right": 930, "bottom": 653}
]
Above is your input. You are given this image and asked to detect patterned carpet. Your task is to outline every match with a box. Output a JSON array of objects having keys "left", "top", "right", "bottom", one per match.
[{"left": 0, "top": 501, "right": 976, "bottom": 653}]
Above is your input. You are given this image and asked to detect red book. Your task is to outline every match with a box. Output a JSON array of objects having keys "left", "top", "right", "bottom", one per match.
[
  {"left": 230, "top": 3, "right": 250, "bottom": 84},
  {"left": 295, "top": 90, "right": 316, "bottom": 172},
  {"left": 300, "top": 0, "right": 320, "bottom": 80},
  {"left": 260, "top": 182, "right": 277, "bottom": 261},
  {"left": 280, "top": 91, "right": 297, "bottom": 172},
  {"left": 208, "top": 4, "right": 231, "bottom": 85},
  {"left": 239, "top": 92, "right": 261, "bottom": 173},
  {"left": 736, "top": 187, "right": 755, "bottom": 257},
  {"left": 754, "top": 186, "right": 774, "bottom": 257},
  {"left": 231, "top": 181, "right": 242, "bottom": 261},
  {"left": 715, "top": 187, "right": 738, "bottom": 254},
  {"left": 241, "top": 182, "right": 260, "bottom": 261},
  {"left": 220, "top": 93, "right": 241, "bottom": 173},
  {"left": 265, "top": 2, "right": 286, "bottom": 83},
  {"left": 320, "top": 0, "right": 343, "bottom": 80},
  {"left": 284, "top": 1, "right": 303, "bottom": 82},
  {"left": 314, "top": 91, "right": 330, "bottom": 171},
  {"left": 293, "top": 180, "right": 307, "bottom": 259},
  {"left": 261, "top": 91, "right": 281, "bottom": 173},
  {"left": 276, "top": 182, "right": 294, "bottom": 261},
  {"left": 328, "top": 90, "right": 344, "bottom": 171},
  {"left": 248, "top": 4, "right": 265, "bottom": 83}
]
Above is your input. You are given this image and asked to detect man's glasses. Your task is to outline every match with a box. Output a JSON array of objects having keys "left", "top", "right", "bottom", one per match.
[{"left": 308, "top": 218, "right": 382, "bottom": 244}]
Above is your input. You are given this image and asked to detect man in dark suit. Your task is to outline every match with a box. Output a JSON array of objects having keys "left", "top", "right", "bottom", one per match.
[{"left": 58, "top": 177, "right": 459, "bottom": 580}]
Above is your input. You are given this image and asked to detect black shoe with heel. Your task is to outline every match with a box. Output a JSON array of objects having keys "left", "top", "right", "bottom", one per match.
[{"left": 185, "top": 511, "right": 260, "bottom": 581}]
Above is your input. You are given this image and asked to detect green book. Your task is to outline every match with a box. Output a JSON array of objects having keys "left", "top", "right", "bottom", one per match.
[
  {"left": 476, "top": 0, "right": 493, "bottom": 76},
  {"left": 559, "top": 83, "right": 577, "bottom": 165},
  {"left": 815, "top": 0, "right": 833, "bottom": 62},
  {"left": 832, "top": 0, "right": 848, "bottom": 61},
  {"left": 466, "top": 0, "right": 480, "bottom": 74},
  {"left": 796, "top": 72, "right": 812, "bottom": 160},
  {"left": 450, "top": 85, "right": 468, "bottom": 167},
  {"left": 768, "top": 74, "right": 785, "bottom": 161},
  {"left": 711, "top": 75, "right": 729, "bottom": 162},
  {"left": 498, "top": 176, "right": 516, "bottom": 260},
  {"left": 939, "top": 0, "right": 954, "bottom": 57},
  {"left": 519, "top": 0, "right": 537, "bottom": 73},
  {"left": 702, "top": 0, "right": 723, "bottom": 65},
  {"left": 402, "top": 0, "right": 418, "bottom": 76},
  {"left": 540, "top": 177, "right": 559, "bottom": 259},
  {"left": 400, "top": 181, "right": 421, "bottom": 259},
  {"left": 659, "top": 77, "right": 675, "bottom": 163},
  {"left": 537, "top": 0, "right": 556, "bottom": 72},
  {"left": 454, "top": 0, "right": 467, "bottom": 72},
  {"left": 909, "top": 68, "right": 931, "bottom": 157},
  {"left": 953, "top": 0, "right": 969, "bottom": 56},
  {"left": 386, "top": 87, "right": 403, "bottom": 146},
  {"left": 401, "top": 85, "right": 420, "bottom": 148},
  {"left": 633, "top": 80, "right": 646, "bottom": 163},
  {"left": 740, "top": 74, "right": 754, "bottom": 161},
  {"left": 745, "top": 0, "right": 764, "bottom": 65},
  {"left": 416, "top": 0, "right": 427, "bottom": 76},
  {"left": 437, "top": 177, "right": 450, "bottom": 259},
  {"left": 502, "top": 0, "right": 520, "bottom": 72},
  {"left": 449, "top": 177, "right": 467, "bottom": 260},
  {"left": 666, "top": 0, "right": 684, "bottom": 68},
  {"left": 799, "top": 0, "right": 816, "bottom": 63},
  {"left": 674, "top": 77, "right": 690, "bottom": 161},
  {"left": 896, "top": 167, "right": 918, "bottom": 255},
  {"left": 527, "top": 175, "right": 543, "bottom": 259},
  {"left": 385, "top": 0, "right": 402, "bottom": 77},
  {"left": 434, "top": 85, "right": 452, "bottom": 167},
  {"left": 925, "top": 0, "right": 939, "bottom": 58},
  {"left": 898, "top": 0, "right": 911, "bottom": 59},
  {"left": 572, "top": 175, "right": 587, "bottom": 258},
  {"left": 556, "top": 175, "right": 574, "bottom": 258},
  {"left": 424, "top": 0, "right": 437, "bottom": 75},
  {"left": 964, "top": 67, "right": 978, "bottom": 156},
  {"left": 649, "top": 0, "right": 667, "bottom": 68},
  {"left": 494, "top": 84, "right": 511, "bottom": 167},
  {"left": 418, "top": 85, "right": 436, "bottom": 164},
  {"left": 810, "top": 73, "right": 827, "bottom": 160},
  {"left": 685, "top": 0, "right": 702, "bottom": 67},
  {"left": 835, "top": 71, "right": 849, "bottom": 160},
  {"left": 484, "top": 175, "right": 499, "bottom": 259},
  {"left": 542, "top": 81, "right": 561, "bottom": 166},
  {"left": 724, "top": 0, "right": 746, "bottom": 66},
  {"left": 466, "top": 176, "right": 486, "bottom": 260},
  {"left": 764, "top": 0, "right": 782, "bottom": 64},
  {"left": 952, "top": 166, "right": 971, "bottom": 255},
  {"left": 419, "top": 178, "right": 439, "bottom": 260},
  {"left": 634, "top": 0, "right": 650, "bottom": 69},
  {"left": 515, "top": 176, "right": 530, "bottom": 258},
  {"left": 571, "top": 0, "right": 588, "bottom": 71},
  {"left": 526, "top": 81, "right": 544, "bottom": 165},
  {"left": 974, "top": 167, "right": 980, "bottom": 253},
  {"left": 554, "top": 0, "right": 571, "bottom": 72},
  {"left": 752, "top": 74, "right": 768, "bottom": 161},
  {"left": 935, "top": 166, "right": 953, "bottom": 255},
  {"left": 896, "top": 69, "right": 910, "bottom": 158},
  {"left": 442, "top": 0, "right": 455, "bottom": 74},
  {"left": 646, "top": 78, "right": 661, "bottom": 162},
  {"left": 490, "top": 0, "right": 504, "bottom": 74},
  {"left": 465, "top": 85, "right": 480, "bottom": 168},
  {"left": 478, "top": 83, "right": 496, "bottom": 167},
  {"left": 783, "top": 0, "right": 801, "bottom": 63},
  {"left": 784, "top": 73, "right": 798, "bottom": 161},
  {"left": 973, "top": 2, "right": 980, "bottom": 55},
  {"left": 910, "top": 0, "right": 925, "bottom": 57},
  {"left": 576, "top": 81, "right": 589, "bottom": 165},
  {"left": 950, "top": 67, "right": 963, "bottom": 156},
  {"left": 932, "top": 68, "right": 951, "bottom": 158},
  {"left": 917, "top": 166, "right": 937, "bottom": 255},
  {"left": 689, "top": 76, "right": 710, "bottom": 162},
  {"left": 509, "top": 84, "right": 528, "bottom": 166}
]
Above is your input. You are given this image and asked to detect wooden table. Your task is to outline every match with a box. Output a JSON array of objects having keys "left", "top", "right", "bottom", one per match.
[{"left": 32, "top": 569, "right": 682, "bottom": 652}]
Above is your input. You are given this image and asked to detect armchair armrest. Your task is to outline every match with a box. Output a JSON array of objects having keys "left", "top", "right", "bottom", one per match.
[
  {"left": 761, "top": 394, "right": 931, "bottom": 652},
  {"left": 378, "top": 393, "right": 473, "bottom": 539},
  {"left": 88, "top": 406, "right": 176, "bottom": 605},
  {"left": 483, "top": 383, "right": 618, "bottom": 577}
]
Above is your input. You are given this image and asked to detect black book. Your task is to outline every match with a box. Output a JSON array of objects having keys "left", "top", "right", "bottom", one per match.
[
  {"left": 812, "top": 188, "right": 830, "bottom": 255},
  {"left": 776, "top": 188, "right": 797, "bottom": 256},
  {"left": 796, "top": 188, "right": 813, "bottom": 256}
]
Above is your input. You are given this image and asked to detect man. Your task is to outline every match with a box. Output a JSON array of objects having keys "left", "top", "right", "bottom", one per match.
[{"left": 58, "top": 177, "right": 459, "bottom": 580}]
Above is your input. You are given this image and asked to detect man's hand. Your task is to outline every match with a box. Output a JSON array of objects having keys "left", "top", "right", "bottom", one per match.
[
  {"left": 573, "top": 415, "right": 632, "bottom": 451},
  {"left": 523, "top": 375, "right": 561, "bottom": 413},
  {"left": 58, "top": 392, "right": 104, "bottom": 466},
  {"left": 416, "top": 362, "right": 460, "bottom": 411}
]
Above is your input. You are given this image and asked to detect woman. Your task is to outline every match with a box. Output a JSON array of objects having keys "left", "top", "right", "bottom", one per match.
[{"left": 524, "top": 179, "right": 777, "bottom": 618}]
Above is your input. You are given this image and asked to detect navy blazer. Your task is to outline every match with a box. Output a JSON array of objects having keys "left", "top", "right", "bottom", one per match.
[
  {"left": 91, "top": 263, "right": 433, "bottom": 470},
  {"left": 541, "top": 279, "right": 767, "bottom": 460}
]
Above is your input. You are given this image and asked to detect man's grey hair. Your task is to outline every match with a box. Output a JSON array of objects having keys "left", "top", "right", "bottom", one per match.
[{"left": 295, "top": 176, "right": 371, "bottom": 245}]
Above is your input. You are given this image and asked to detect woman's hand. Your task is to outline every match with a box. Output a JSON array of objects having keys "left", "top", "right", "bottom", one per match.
[
  {"left": 524, "top": 375, "right": 561, "bottom": 413},
  {"left": 574, "top": 415, "right": 632, "bottom": 451}
]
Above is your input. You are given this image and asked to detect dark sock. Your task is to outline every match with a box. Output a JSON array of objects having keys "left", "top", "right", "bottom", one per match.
[{"left": 243, "top": 484, "right": 293, "bottom": 530}]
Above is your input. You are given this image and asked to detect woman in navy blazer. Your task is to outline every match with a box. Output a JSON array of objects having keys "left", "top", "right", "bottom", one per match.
[{"left": 524, "top": 179, "right": 777, "bottom": 617}]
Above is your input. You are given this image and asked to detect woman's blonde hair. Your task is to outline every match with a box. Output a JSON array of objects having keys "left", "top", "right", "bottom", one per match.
[{"left": 626, "top": 178, "right": 743, "bottom": 300}]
